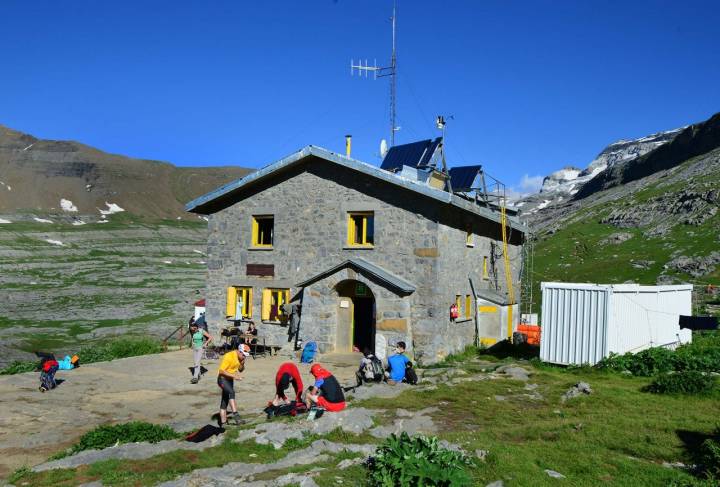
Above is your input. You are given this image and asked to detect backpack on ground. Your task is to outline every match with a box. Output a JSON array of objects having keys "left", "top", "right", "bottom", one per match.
[
  {"left": 300, "top": 341, "right": 317, "bottom": 364},
  {"left": 264, "top": 400, "right": 308, "bottom": 420},
  {"left": 404, "top": 364, "right": 418, "bottom": 385},
  {"left": 369, "top": 356, "right": 384, "bottom": 381}
]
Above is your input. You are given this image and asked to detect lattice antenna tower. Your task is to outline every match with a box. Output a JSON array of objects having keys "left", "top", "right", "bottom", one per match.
[
  {"left": 520, "top": 234, "right": 535, "bottom": 315},
  {"left": 350, "top": 0, "right": 398, "bottom": 146}
]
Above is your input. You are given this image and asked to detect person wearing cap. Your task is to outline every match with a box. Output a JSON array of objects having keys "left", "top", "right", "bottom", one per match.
[
  {"left": 217, "top": 344, "right": 250, "bottom": 426},
  {"left": 305, "top": 364, "right": 346, "bottom": 412}
]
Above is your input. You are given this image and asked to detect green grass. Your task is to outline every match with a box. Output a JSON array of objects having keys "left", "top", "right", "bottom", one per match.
[
  {"left": 0, "top": 337, "right": 166, "bottom": 374},
  {"left": 10, "top": 357, "right": 719, "bottom": 486}
]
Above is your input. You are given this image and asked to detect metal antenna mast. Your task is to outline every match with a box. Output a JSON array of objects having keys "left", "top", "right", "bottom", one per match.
[{"left": 350, "top": 0, "right": 398, "bottom": 146}]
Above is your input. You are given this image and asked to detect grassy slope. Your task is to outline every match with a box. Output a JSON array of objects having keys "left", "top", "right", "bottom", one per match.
[
  {"left": 11, "top": 357, "right": 719, "bottom": 486},
  {"left": 0, "top": 215, "right": 207, "bottom": 356},
  {"left": 531, "top": 152, "right": 720, "bottom": 314}
]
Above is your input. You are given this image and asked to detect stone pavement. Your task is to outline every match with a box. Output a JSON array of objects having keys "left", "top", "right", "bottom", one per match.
[{"left": 0, "top": 349, "right": 361, "bottom": 478}]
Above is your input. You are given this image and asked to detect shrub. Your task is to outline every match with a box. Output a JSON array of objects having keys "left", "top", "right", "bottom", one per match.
[
  {"left": 597, "top": 331, "right": 720, "bottom": 376},
  {"left": 0, "top": 360, "right": 38, "bottom": 375},
  {"left": 699, "top": 433, "right": 720, "bottom": 479},
  {"left": 644, "top": 371, "right": 717, "bottom": 395},
  {"left": 366, "top": 433, "right": 472, "bottom": 487},
  {"left": 61, "top": 422, "right": 180, "bottom": 457}
]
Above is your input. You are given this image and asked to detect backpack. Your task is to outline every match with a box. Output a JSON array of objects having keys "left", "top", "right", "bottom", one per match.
[
  {"left": 264, "top": 400, "right": 308, "bottom": 420},
  {"left": 404, "top": 365, "right": 418, "bottom": 385},
  {"left": 369, "top": 356, "right": 384, "bottom": 381},
  {"left": 300, "top": 341, "right": 317, "bottom": 364}
]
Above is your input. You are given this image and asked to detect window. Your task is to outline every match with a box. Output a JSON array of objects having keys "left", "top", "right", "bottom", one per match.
[
  {"left": 262, "top": 288, "right": 289, "bottom": 321},
  {"left": 465, "top": 295, "right": 473, "bottom": 319},
  {"left": 482, "top": 256, "right": 489, "bottom": 280},
  {"left": 465, "top": 224, "right": 474, "bottom": 247},
  {"left": 347, "top": 212, "right": 374, "bottom": 247},
  {"left": 226, "top": 286, "right": 252, "bottom": 319},
  {"left": 251, "top": 215, "right": 274, "bottom": 248},
  {"left": 455, "top": 295, "right": 462, "bottom": 313}
]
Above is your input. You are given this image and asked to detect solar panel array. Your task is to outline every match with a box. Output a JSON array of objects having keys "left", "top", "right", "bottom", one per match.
[
  {"left": 380, "top": 138, "right": 442, "bottom": 172},
  {"left": 448, "top": 165, "right": 483, "bottom": 192}
]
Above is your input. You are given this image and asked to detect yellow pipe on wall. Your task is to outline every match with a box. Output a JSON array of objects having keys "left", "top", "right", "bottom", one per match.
[{"left": 345, "top": 135, "right": 352, "bottom": 158}]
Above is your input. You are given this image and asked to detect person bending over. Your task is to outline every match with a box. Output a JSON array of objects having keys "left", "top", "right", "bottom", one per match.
[
  {"left": 306, "top": 364, "right": 346, "bottom": 412},
  {"left": 217, "top": 344, "right": 250, "bottom": 426},
  {"left": 273, "top": 362, "right": 304, "bottom": 406}
]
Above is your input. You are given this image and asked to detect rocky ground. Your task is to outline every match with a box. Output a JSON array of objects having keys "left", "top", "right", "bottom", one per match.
[{"left": 0, "top": 220, "right": 208, "bottom": 366}]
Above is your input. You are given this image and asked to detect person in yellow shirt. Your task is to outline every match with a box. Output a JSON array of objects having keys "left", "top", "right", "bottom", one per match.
[{"left": 217, "top": 344, "right": 250, "bottom": 426}]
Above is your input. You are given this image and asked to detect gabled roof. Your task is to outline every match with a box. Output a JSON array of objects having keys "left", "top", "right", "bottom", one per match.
[
  {"left": 185, "top": 145, "right": 527, "bottom": 233},
  {"left": 380, "top": 138, "right": 442, "bottom": 172},
  {"left": 296, "top": 258, "right": 416, "bottom": 294},
  {"left": 448, "top": 165, "right": 483, "bottom": 193}
]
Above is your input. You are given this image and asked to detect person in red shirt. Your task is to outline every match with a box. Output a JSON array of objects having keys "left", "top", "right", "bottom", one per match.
[
  {"left": 306, "top": 364, "right": 346, "bottom": 412},
  {"left": 272, "top": 362, "right": 304, "bottom": 406}
]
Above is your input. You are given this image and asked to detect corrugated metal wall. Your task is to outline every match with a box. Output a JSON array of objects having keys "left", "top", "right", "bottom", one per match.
[
  {"left": 540, "top": 284, "right": 609, "bottom": 365},
  {"left": 540, "top": 283, "right": 693, "bottom": 365}
]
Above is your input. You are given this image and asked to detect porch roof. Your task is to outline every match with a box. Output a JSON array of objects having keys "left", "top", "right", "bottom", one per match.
[{"left": 296, "top": 258, "right": 416, "bottom": 295}]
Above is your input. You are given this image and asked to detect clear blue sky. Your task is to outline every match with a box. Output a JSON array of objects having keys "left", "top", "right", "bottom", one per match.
[{"left": 1, "top": 0, "right": 718, "bottom": 194}]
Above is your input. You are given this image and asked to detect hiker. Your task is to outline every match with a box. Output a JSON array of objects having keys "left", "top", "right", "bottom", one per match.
[
  {"left": 39, "top": 357, "right": 59, "bottom": 392},
  {"left": 272, "top": 362, "right": 304, "bottom": 406},
  {"left": 306, "top": 364, "right": 346, "bottom": 412},
  {"left": 217, "top": 344, "right": 250, "bottom": 426},
  {"left": 194, "top": 312, "right": 208, "bottom": 331},
  {"left": 190, "top": 321, "right": 213, "bottom": 384},
  {"left": 356, "top": 348, "right": 384, "bottom": 386},
  {"left": 386, "top": 341, "right": 416, "bottom": 385}
]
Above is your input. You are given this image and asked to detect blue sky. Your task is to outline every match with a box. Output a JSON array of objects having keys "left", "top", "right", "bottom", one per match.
[{"left": 1, "top": 1, "right": 718, "bottom": 195}]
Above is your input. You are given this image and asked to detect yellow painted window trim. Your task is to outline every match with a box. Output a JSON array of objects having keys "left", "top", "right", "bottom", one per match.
[
  {"left": 261, "top": 288, "right": 290, "bottom": 322},
  {"left": 251, "top": 215, "right": 274, "bottom": 248},
  {"left": 465, "top": 294, "right": 472, "bottom": 319},
  {"left": 482, "top": 256, "right": 489, "bottom": 280},
  {"left": 226, "top": 286, "right": 253, "bottom": 318},
  {"left": 347, "top": 211, "right": 374, "bottom": 248},
  {"left": 465, "top": 225, "right": 474, "bottom": 247}
]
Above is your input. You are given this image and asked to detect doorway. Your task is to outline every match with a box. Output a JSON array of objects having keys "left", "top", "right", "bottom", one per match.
[{"left": 335, "top": 280, "right": 376, "bottom": 353}]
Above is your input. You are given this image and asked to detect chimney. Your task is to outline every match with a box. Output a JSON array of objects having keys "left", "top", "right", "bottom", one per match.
[{"left": 345, "top": 135, "right": 352, "bottom": 158}]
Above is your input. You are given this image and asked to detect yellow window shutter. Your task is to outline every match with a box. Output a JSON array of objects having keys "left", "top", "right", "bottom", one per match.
[
  {"left": 261, "top": 289, "right": 271, "bottom": 321},
  {"left": 465, "top": 295, "right": 472, "bottom": 318},
  {"left": 226, "top": 287, "right": 237, "bottom": 317},
  {"left": 251, "top": 217, "right": 258, "bottom": 246},
  {"left": 483, "top": 256, "right": 489, "bottom": 279},
  {"left": 246, "top": 288, "right": 253, "bottom": 318},
  {"left": 347, "top": 214, "right": 354, "bottom": 246}
]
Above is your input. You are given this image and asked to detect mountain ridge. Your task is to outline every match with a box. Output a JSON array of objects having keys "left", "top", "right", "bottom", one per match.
[{"left": 0, "top": 124, "right": 253, "bottom": 221}]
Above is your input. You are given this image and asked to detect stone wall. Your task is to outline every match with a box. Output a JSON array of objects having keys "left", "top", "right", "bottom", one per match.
[{"left": 204, "top": 156, "right": 523, "bottom": 363}]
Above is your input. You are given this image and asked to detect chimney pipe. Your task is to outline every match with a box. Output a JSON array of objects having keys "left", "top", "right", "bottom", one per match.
[{"left": 345, "top": 135, "right": 352, "bottom": 158}]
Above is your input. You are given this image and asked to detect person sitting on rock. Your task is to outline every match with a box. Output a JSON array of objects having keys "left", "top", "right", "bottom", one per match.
[
  {"left": 386, "top": 341, "right": 411, "bottom": 385},
  {"left": 272, "top": 362, "right": 304, "bottom": 406},
  {"left": 356, "top": 348, "right": 384, "bottom": 386},
  {"left": 306, "top": 364, "right": 346, "bottom": 412}
]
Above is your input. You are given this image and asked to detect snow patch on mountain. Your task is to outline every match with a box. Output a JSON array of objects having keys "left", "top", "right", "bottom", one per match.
[
  {"left": 0, "top": 218, "right": 11, "bottom": 224},
  {"left": 99, "top": 202, "right": 125, "bottom": 215},
  {"left": 517, "top": 126, "right": 684, "bottom": 217},
  {"left": 60, "top": 199, "right": 78, "bottom": 212},
  {"left": 33, "top": 217, "right": 53, "bottom": 223}
]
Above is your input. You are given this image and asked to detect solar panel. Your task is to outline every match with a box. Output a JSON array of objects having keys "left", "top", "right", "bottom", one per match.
[
  {"left": 380, "top": 138, "right": 442, "bottom": 172},
  {"left": 448, "top": 165, "right": 483, "bottom": 192}
]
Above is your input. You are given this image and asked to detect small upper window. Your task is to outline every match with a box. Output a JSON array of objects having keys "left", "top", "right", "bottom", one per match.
[
  {"left": 483, "top": 256, "right": 489, "bottom": 280},
  {"left": 347, "top": 212, "right": 374, "bottom": 247},
  {"left": 465, "top": 224, "right": 474, "bottom": 247},
  {"left": 252, "top": 215, "right": 274, "bottom": 248}
]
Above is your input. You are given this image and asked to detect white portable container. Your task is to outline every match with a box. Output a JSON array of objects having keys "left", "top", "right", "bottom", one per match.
[{"left": 540, "top": 282, "right": 693, "bottom": 365}]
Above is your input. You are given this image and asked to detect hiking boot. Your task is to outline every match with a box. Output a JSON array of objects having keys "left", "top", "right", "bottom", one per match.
[
  {"left": 231, "top": 413, "right": 245, "bottom": 425},
  {"left": 190, "top": 378, "right": 199, "bottom": 384},
  {"left": 39, "top": 386, "right": 47, "bottom": 393}
]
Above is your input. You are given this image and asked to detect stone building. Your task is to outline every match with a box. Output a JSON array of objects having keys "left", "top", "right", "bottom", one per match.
[{"left": 186, "top": 141, "right": 527, "bottom": 364}]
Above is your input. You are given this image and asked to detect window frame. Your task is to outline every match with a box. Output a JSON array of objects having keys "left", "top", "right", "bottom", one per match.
[
  {"left": 465, "top": 224, "right": 474, "bottom": 247},
  {"left": 346, "top": 211, "right": 375, "bottom": 248},
  {"left": 226, "top": 286, "right": 253, "bottom": 319},
  {"left": 465, "top": 294, "right": 473, "bottom": 319},
  {"left": 482, "top": 256, "right": 489, "bottom": 280},
  {"left": 261, "top": 288, "right": 290, "bottom": 322},
  {"left": 251, "top": 215, "right": 274, "bottom": 248}
]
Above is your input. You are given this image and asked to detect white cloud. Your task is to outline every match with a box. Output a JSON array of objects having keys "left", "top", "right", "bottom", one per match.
[{"left": 507, "top": 173, "right": 544, "bottom": 201}]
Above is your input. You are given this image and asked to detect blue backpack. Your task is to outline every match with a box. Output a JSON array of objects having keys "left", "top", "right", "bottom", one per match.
[{"left": 300, "top": 341, "right": 317, "bottom": 363}]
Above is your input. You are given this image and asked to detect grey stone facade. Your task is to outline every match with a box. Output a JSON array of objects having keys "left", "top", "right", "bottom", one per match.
[{"left": 201, "top": 155, "right": 523, "bottom": 364}]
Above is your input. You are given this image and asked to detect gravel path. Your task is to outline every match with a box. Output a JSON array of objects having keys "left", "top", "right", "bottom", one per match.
[{"left": 0, "top": 350, "right": 360, "bottom": 478}]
